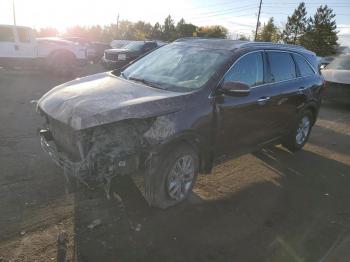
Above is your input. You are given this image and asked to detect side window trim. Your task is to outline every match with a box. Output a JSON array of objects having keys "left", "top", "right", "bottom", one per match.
[
  {"left": 263, "top": 50, "right": 273, "bottom": 83},
  {"left": 265, "top": 50, "right": 316, "bottom": 81},
  {"left": 291, "top": 53, "right": 301, "bottom": 77},
  {"left": 292, "top": 53, "right": 317, "bottom": 77},
  {"left": 220, "top": 50, "right": 265, "bottom": 89}
]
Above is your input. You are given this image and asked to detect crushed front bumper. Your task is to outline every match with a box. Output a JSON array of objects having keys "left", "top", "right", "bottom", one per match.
[{"left": 40, "top": 135, "right": 82, "bottom": 177}]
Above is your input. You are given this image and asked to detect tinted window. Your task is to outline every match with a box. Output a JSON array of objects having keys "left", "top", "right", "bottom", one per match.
[
  {"left": 144, "top": 42, "right": 157, "bottom": 51},
  {"left": 0, "top": 27, "right": 14, "bottom": 42},
  {"left": 294, "top": 54, "right": 314, "bottom": 76},
  {"left": 224, "top": 52, "right": 264, "bottom": 87},
  {"left": 267, "top": 52, "right": 296, "bottom": 82},
  {"left": 124, "top": 42, "right": 145, "bottom": 51},
  {"left": 17, "top": 28, "right": 30, "bottom": 43}
]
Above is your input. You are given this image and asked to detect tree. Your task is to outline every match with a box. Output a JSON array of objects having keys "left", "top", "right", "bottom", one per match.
[
  {"left": 300, "top": 5, "right": 338, "bottom": 56},
  {"left": 196, "top": 25, "right": 228, "bottom": 38},
  {"left": 162, "top": 15, "right": 176, "bottom": 41},
  {"left": 150, "top": 22, "right": 162, "bottom": 40},
  {"left": 238, "top": 34, "right": 249, "bottom": 41},
  {"left": 256, "top": 17, "right": 280, "bottom": 42},
  {"left": 282, "top": 2, "right": 308, "bottom": 44},
  {"left": 176, "top": 18, "right": 197, "bottom": 38},
  {"left": 65, "top": 25, "right": 89, "bottom": 38},
  {"left": 36, "top": 27, "right": 59, "bottom": 37},
  {"left": 133, "top": 21, "right": 153, "bottom": 40},
  {"left": 118, "top": 20, "right": 136, "bottom": 40}
]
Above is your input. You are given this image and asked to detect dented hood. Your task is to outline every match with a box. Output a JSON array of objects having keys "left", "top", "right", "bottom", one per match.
[{"left": 38, "top": 72, "right": 188, "bottom": 130}]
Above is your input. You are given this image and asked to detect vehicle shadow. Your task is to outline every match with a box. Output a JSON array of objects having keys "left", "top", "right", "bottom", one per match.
[
  {"left": 309, "top": 125, "right": 350, "bottom": 156},
  {"left": 72, "top": 146, "right": 350, "bottom": 262}
]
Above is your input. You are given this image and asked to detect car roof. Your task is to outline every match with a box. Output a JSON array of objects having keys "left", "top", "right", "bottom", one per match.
[
  {"left": 174, "top": 37, "right": 313, "bottom": 55},
  {"left": 0, "top": 24, "right": 31, "bottom": 29}
]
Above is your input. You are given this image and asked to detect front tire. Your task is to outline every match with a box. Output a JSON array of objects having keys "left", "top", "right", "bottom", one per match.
[
  {"left": 282, "top": 110, "right": 313, "bottom": 152},
  {"left": 144, "top": 143, "right": 199, "bottom": 209}
]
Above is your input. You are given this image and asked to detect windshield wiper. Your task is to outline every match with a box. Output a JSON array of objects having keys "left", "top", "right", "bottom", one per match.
[{"left": 128, "top": 76, "right": 163, "bottom": 89}]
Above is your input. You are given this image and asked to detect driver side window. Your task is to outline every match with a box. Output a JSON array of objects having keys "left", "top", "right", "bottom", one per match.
[{"left": 224, "top": 52, "right": 264, "bottom": 87}]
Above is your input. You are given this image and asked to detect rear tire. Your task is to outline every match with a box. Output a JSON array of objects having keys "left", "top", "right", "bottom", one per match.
[
  {"left": 282, "top": 110, "right": 313, "bottom": 152},
  {"left": 144, "top": 143, "right": 199, "bottom": 209}
]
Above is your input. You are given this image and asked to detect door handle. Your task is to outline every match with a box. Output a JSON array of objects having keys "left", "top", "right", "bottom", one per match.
[
  {"left": 14, "top": 45, "right": 19, "bottom": 51},
  {"left": 257, "top": 96, "right": 270, "bottom": 105},
  {"left": 298, "top": 87, "right": 306, "bottom": 94}
]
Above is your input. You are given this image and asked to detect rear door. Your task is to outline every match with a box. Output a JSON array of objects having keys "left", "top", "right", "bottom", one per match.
[
  {"left": 264, "top": 51, "right": 301, "bottom": 135},
  {"left": 15, "top": 27, "right": 37, "bottom": 59}
]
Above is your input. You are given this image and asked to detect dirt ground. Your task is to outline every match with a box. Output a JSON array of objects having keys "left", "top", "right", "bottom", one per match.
[{"left": 0, "top": 65, "right": 350, "bottom": 262}]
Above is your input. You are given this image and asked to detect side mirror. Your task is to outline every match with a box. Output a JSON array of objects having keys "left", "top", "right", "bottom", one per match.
[{"left": 220, "top": 81, "right": 250, "bottom": 96}]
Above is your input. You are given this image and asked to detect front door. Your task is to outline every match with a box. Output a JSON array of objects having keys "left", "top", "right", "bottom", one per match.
[{"left": 214, "top": 51, "right": 278, "bottom": 158}]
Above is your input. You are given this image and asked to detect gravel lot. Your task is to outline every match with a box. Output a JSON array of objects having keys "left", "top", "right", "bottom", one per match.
[{"left": 0, "top": 65, "right": 350, "bottom": 262}]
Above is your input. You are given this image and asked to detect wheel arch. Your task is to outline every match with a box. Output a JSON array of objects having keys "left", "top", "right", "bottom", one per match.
[
  {"left": 152, "top": 130, "right": 213, "bottom": 174},
  {"left": 298, "top": 101, "right": 319, "bottom": 125}
]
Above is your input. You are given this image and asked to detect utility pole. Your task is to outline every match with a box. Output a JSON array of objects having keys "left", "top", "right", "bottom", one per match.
[
  {"left": 116, "top": 13, "right": 119, "bottom": 30},
  {"left": 254, "top": 0, "right": 262, "bottom": 41},
  {"left": 13, "top": 0, "right": 16, "bottom": 26}
]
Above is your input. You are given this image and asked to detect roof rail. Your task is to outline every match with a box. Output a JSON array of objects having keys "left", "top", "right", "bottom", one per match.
[
  {"left": 174, "top": 37, "right": 227, "bottom": 42},
  {"left": 240, "top": 41, "right": 306, "bottom": 50}
]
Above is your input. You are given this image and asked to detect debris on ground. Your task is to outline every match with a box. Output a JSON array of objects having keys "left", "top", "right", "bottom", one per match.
[
  {"left": 113, "top": 192, "right": 125, "bottom": 209},
  {"left": 20, "top": 230, "right": 26, "bottom": 236},
  {"left": 87, "top": 219, "right": 102, "bottom": 229},
  {"left": 57, "top": 232, "right": 68, "bottom": 262},
  {"left": 113, "top": 192, "right": 123, "bottom": 202},
  {"left": 132, "top": 223, "right": 142, "bottom": 232}
]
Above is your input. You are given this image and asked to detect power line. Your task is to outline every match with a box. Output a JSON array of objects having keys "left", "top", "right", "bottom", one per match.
[
  {"left": 255, "top": 0, "right": 263, "bottom": 41},
  {"left": 187, "top": 4, "right": 259, "bottom": 19}
]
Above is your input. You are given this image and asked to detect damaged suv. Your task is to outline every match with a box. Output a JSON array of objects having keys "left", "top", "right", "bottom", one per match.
[{"left": 37, "top": 38, "right": 324, "bottom": 208}]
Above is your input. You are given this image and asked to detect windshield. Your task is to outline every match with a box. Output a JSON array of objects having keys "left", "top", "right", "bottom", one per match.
[
  {"left": 121, "top": 43, "right": 230, "bottom": 92},
  {"left": 326, "top": 56, "right": 350, "bottom": 70},
  {"left": 123, "top": 41, "right": 145, "bottom": 51},
  {"left": 111, "top": 42, "right": 127, "bottom": 49}
]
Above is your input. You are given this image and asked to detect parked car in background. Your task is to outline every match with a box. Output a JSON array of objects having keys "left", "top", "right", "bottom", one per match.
[
  {"left": 37, "top": 38, "right": 324, "bottom": 208},
  {"left": 319, "top": 56, "right": 335, "bottom": 69},
  {"left": 86, "top": 42, "right": 111, "bottom": 63},
  {"left": 102, "top": 40, "right": 163, "bottom": 69},
  {"left": 0, "top": 25, "right": 87, "bottom": 76},
  {"left": 63, "top": 36, "right": 90, "bottom": 46},
  {"left": 321, "top": 54, "right": 350, "bottom": 103},
  {"left": 63, "top": 37, "right": 111, "bottom": 63}
]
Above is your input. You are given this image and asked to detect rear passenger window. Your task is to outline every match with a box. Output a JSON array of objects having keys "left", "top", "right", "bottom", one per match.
[
  {"left": 224, "top": 52, "right": 264, "bottom": 87},
  {"left": 293, "top": 54, "right": 314, "bottom": 77},
  {"left": 267, "top": 52, "right": 296, "bottom": 82},
  {"left": 0, "top": 27, "right": 14, "bottom": 42},
  {"left": 17, "top": 28, "right": 31, "bottom": 43}
]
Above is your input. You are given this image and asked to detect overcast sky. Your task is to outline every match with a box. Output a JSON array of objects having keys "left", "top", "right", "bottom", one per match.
[{"left": 1, "top": 0, "right": 349, "bottom": 45}]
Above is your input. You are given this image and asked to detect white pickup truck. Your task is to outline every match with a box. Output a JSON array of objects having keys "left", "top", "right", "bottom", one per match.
[{"left": 0, "top": 24, "right": 87, "bottom": 76}]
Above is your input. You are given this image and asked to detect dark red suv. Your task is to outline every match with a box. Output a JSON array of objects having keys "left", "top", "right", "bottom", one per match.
[{"left": 38, "top": 38, "right": 325, "bottom": 208}]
